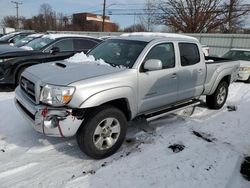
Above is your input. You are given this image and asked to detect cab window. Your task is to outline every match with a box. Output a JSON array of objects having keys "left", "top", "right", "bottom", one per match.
[
  {"left": 144, "top": 43, "right": 175, "bottom": 69},
  {"left": 179, "top": 43, "right": 200, "bottom": 66}
]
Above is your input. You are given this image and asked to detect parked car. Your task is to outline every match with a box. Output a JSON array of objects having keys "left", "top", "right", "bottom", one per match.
[
  {"left": 14, "top": 33, "right": 44, "bottom": 48},
  {"left": 0, "top": 31, "right": 35, "bottom": 45},
  {"left": 0, "top": 44, "right": 32, "bottom": 57},
  {"left": 201, "top": 45, "right": 210, "bottom": 56},
  {"left": 222, "top": 48, "right": 250, "bottom": 83},
  {"left": 0, "top": 34, "right": 4, "bottom": 38},
  {"left": 0, "top": 34, "right": 102, "bottom": 86},
  {"left": 15, "top": 33, "right": 239, "bottom": 159}
]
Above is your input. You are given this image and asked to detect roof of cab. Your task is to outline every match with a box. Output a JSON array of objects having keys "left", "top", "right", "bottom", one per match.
[{"left": 118, "top": 32, "right": 199, "bottom": 43}]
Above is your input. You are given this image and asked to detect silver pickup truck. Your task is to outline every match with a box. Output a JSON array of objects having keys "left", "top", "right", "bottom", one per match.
[{"left": 15, "top": 33, "right": 240, "bottom": 159}]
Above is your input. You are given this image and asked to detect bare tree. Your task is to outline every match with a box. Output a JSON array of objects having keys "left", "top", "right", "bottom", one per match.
[
  {"left": 154, "top": 0, "right": 249, "bottom": 33},
  {"left": 2, "top": 16, "right": 17, "bottom": 28},
  {"left": 39, "top": 3, "right": 57, "bottom": 30},
  {"left": 62, "top": 16, "right": 69, "bottom": 27},
  {"left": 139, "top": 0, "right": 156, "bottom": 31},
  {"left": 124, "top": 24, "right": 147, "bottom": 32},
  {"left": 221, "top": 0, "right": 249, "bottom": 32}
]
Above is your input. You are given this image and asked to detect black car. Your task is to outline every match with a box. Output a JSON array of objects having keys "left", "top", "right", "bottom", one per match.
[
  {"left": 0, "top": 34, "right": 102, "bottom": 86},
  {"left": 0, "top": 31, "right": 35, "bottom": 45}
]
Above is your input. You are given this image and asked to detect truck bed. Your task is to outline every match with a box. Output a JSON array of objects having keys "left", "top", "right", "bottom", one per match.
[
  {"left": 203, "top": 57, "right": 240, "bottom": 95},
  {"left": 205, "top": 56, "right": 233, "bottom": 64}
]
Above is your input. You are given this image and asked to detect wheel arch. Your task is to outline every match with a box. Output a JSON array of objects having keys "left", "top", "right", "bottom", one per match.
[
  {"left": 14, "top": 61, "right": 39, "bottom": 84},
  {"left": 209, "top": 74, "right": 231, "bottom": 95},
  {"left": 78, "top": 87, "right": 137, "bottom": 120}
]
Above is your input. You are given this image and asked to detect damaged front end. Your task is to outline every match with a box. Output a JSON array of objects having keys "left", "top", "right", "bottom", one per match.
[
  {"left": 35, "top": 107, "right": 83, "bottom": 137},
  {"left": 15, "top": 86, "right": 83, "bottom": 137}
]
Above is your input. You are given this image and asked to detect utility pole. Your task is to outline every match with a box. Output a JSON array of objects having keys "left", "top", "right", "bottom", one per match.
[
  {"left": 102, "top": 0, "right": 106, "bottom": 32},
  {"left": 228, "top": 0, "right": 234, "bottom": 33},
  {"left": 11, "top": 1, "right": 22, "bottom": 29}
]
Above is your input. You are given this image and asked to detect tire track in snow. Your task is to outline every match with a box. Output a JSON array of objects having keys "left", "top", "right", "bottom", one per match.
[
  {"left": 0, "top": 162, "right": 39, "bottom": 179},
  {"left": 26, "top": 141, "right": 75, "bottom": 154}
]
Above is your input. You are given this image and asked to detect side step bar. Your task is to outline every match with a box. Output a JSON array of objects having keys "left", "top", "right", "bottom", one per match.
[{"left": 145, "top": 99, "right": 200, "bottom": 121}]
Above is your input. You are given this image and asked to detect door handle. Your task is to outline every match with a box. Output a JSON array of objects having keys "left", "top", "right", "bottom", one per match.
[{"left": 171, "top": 73, "right": 177, "bottom": 79}]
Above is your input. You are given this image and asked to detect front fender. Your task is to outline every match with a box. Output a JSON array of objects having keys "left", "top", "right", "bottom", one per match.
[{"left": 79, "top": 87, "right": 137, "bottom": 119}]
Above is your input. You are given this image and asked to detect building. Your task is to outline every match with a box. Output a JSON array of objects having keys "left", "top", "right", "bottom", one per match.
[{"left": 73, "top": 13, "right": 118, "bottom": 32}]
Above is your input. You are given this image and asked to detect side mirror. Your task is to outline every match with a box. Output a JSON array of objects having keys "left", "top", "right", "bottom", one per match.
[
  {"left": 50, "top": 47, "right": 60, "bottom": 55},
  {"left": 8, "top": 39, "right": 14, "bottom": 43},
  {"left": 144, "top": 59, "right": 162, "bottom": 71}
]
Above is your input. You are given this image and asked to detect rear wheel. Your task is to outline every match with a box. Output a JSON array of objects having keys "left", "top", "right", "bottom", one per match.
[
  {"left": 206, "top": 81, "right": 228, "bottom": 109},
  {"left": 76, "top": 105, "right": 127, "bottom": 159}
]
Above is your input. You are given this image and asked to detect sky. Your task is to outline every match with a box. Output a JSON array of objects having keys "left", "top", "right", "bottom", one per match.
[
  {"left": 0, "top": 0, "right": 146, "bottom": 29},
  {"left": 0, "top": 0, "right": 249, "bottom": 29}
]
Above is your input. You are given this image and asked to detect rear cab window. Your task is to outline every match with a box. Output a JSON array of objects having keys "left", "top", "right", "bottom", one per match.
[{"left": 179, "top": 43, "right": 200, "bottom": 66}]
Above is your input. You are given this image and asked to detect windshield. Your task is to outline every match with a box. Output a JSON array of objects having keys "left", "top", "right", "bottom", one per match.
[
  {"left": 0, "top": 33, "right": 16, "bottom": 41},
  {"left": 14, "top": 36, "right": 37, "bottom": 47},
  {"left": 88, "top": 39, "right": 148, "bottom": 68},
  {"left": 24, "top": 37, "right": 54, "bottom": 51},
  {"left": 222, "top": 50, "right": 250, "bottom": 61}
]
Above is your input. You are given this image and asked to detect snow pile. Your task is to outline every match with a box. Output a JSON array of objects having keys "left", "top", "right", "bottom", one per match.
[
  {"left": 28, "top": 33, "right": 44, "bottom": 38},
  {"left": 65, "top": 52, "right": 111, "bottom": 67},
  {"left": 21, "top": 46, "right": 33, "bottom": 51},
  {"left": 44, "top": 34, "right": 95, "bottom": 40},
  {"left": 65, "top": 52, "right": 126, "bottom": 68}
]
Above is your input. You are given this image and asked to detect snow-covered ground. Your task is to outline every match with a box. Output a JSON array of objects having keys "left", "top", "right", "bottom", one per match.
[{"left": 0, "top": 83, "right": 250, "bottom": 188}]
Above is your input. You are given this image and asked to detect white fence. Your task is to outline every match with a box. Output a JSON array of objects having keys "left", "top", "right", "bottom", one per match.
[{"left": 49, "top": 31, "right": 250, "bottom": 56}]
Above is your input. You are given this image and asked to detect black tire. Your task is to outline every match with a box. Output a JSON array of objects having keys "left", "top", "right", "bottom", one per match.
[
  {"left": 246, "top": 76, "right": 250, "bottom": 83},
  {"left": 76, "top": 105, "right": 127, "bottom": 159},
  {"left": 206, "top": 81, "right": 228, "bottom": 109}
]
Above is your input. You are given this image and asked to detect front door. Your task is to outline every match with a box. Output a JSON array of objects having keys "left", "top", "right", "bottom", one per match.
[{"left": 138, "top": 43, "right": 179, "bottom": 113}]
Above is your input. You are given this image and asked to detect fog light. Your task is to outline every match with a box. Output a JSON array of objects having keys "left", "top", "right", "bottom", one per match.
[{"left": 44, "top": 116, "right": 59, "bottom": 128}]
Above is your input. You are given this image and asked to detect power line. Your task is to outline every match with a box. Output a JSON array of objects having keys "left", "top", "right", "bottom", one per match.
[{"left": 11, "top": 1, "right": 22, "bottom": 29}]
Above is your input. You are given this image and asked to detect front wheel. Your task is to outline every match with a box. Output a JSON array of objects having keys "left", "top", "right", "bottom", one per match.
[
  {"left": 206, "top": 81, "right": 228, "bottom": 109},
  {"left": 76, "top": 105, "right": 127, "bottom": 159},
  {"left": 246, "top": 76, "right": 250, "bottom": 83}
]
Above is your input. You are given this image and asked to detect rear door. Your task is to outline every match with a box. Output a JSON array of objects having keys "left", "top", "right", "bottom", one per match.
[
  {"left": 177, "top": 43, "right": 206, "bottom": 101},
  {"left": 138, "top": 42, "right": 178, "bottom": 113}
]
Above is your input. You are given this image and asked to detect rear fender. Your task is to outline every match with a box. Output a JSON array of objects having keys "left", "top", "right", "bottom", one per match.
[{"left": 207, "top": 71, "right": 231, "bottom": 95}]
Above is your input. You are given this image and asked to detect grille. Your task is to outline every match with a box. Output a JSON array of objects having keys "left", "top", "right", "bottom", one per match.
[
  {"left": 16, "top": 100, "right": 35, "bottom": 121},
  {"left": 20, "top": 77, "right": 36, "bottom": 102}
]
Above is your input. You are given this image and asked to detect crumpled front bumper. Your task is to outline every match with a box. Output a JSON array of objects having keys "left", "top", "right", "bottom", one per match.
[{"left": 15, "top": 86, "right": 82, "bottom": 137}]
